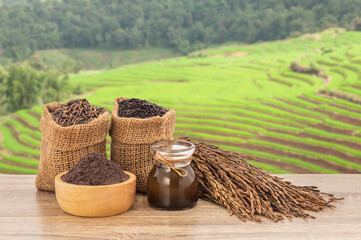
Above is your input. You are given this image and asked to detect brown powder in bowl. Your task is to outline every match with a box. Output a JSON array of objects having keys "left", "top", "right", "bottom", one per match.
[{"left": 61, "top": 152, "right": 130, "bottom": 186}]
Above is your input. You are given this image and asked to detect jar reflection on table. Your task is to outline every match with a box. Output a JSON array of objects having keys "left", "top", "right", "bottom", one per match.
[{"left": 147, "top": 140, "right": 198, "bottom": 210}]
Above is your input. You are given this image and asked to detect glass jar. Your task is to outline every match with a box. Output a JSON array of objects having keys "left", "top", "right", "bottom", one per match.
[{"left": 147, "top": 140, "right": 198, "bottom": 210}]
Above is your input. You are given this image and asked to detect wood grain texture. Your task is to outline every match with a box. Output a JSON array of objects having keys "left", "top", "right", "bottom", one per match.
[{"left": 0, "top": 174, "right": 360, "bottom": 240}]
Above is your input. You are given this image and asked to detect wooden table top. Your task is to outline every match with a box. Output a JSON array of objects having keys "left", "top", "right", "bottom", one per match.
[{"left": 0, "top": 174, "right": 360, "bottom": 240}]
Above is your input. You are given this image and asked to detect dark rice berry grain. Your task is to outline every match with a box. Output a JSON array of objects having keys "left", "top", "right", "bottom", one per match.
[
  {"left": 118, "top": 98, "right": 168, "bottom": 119},
  {"left": 51, "top": 99, "right": 106, "bottom": 127}
]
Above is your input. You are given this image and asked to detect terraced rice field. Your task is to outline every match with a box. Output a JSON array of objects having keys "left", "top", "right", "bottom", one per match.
[{"left": 1, "top": 28, "right": 361, "bottom": 174}]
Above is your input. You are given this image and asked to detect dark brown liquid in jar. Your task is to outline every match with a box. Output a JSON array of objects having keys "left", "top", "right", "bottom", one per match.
[{"left": 147, "top": 162, "right": 198, "bottom": 210}]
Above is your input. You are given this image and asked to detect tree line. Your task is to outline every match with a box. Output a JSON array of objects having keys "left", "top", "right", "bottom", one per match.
[
  {"left": 0, "top": 59, "right": 84, "bottom": 115},
  {"left": 0, "top": 0, "right": 360, "bottom": 60}
]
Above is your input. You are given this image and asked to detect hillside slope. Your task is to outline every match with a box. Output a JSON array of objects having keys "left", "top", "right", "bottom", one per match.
[{"left": 1, "top": 29, "right": 361, "bottom": 174}]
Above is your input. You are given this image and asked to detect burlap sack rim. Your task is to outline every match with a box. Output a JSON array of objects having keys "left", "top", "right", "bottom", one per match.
[
  {"left": 42, "top": 101, "right": 110, "bottom": 130},
  {"left": 109, "top": 97, "right": 175, "bottom": 143},
  {"left": 111, "top": 97, "right": 174, "bottom": 123},
  {"left": 41, "top": 101, "right": 110, "bottom": 151}
]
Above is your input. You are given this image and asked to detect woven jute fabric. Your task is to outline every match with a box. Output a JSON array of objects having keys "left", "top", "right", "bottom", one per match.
[
  {"left": 109, "top": 97, "right": 175, "bottom": 193},
  {"left": 35, "top": 101, "right": 109, "bottom": 191}
]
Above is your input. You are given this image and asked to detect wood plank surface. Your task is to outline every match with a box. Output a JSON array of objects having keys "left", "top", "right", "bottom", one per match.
[{"left": 0, "top": 174, "right": 360, "bottom": 240}]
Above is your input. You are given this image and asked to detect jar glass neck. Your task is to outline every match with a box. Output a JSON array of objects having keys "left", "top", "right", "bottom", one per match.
[{"left": 156, "top": 161, "right": 191, "bottom": 168}]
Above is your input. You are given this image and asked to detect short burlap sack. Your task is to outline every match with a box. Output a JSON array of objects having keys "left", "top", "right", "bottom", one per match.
[
  {"left": 36, "top": 101, "right": 110, "bottom": 191},
  {"left": 109, "top": 97, "right": 175, "bottom": 193}
]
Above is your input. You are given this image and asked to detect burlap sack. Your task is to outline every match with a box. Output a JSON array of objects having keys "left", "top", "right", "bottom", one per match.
[
  {"left": 109, "top": 97, "right": 175, "bottom": 193},
  {"left": 36, "top": 101, "right": 109, "bottom": 191}
]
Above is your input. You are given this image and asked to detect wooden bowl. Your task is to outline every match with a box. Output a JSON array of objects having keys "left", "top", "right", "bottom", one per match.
[{"left": 55, "top": 171, "right": 136, "bottom": 217}]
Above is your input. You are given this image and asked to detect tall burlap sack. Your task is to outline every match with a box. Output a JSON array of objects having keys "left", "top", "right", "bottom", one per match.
[
  {"left": 36, "top": 101, "right": 110, "bottom": 191},
  {"left": 109, "top": 97, "right": 175, "bottom": 193}
]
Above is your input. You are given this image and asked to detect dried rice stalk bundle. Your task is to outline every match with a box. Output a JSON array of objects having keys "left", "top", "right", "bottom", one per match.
[{"left": 182, "top": 138, "right": 343, "bottom": 222}]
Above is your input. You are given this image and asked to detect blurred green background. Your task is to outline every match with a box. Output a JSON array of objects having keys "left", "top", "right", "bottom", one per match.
[{"left": 1, "top": 0, "right": 361, "bottom": 174}]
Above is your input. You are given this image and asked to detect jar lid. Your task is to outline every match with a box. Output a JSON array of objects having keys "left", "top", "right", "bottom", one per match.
[{"left": 151, "top": 140, "right": 194, "bottom": 161}]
